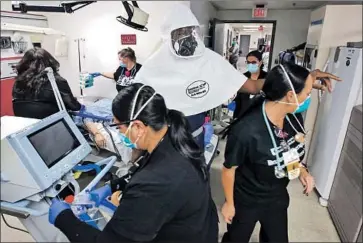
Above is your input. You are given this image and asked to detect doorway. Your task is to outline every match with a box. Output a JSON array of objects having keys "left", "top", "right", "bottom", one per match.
[
  {"left": 239, "top": 35, "right": 251, "bottom": 57},
  {"left": 211, "top": 19, "right": 277, "bottom": 71}
]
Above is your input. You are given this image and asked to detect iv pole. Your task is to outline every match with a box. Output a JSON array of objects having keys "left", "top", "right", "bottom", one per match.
[{"left": 75, "top": 38, "right": 86, "bottom": 97}]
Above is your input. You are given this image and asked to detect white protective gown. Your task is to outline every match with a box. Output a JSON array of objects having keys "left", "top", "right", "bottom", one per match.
[{"left": 135, "top": 4, "right": 247, "bottom": 116}]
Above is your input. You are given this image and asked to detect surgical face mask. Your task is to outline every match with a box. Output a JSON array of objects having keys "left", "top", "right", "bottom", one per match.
[
  {"left": 294, "top": 95, "right": 311, "bottom": 114},
  {"left": 119, "top": 124, "right": 138, "bottom": 149},
  {"left": 247, "top": 63, "right": 259, "bottom": 73},
  {"left": 119, "top": 85, "right": 157, "bottom": 149},
  {"left": 170, "top": 26, "right": 205, "bottom": 58},
  {"left": 277, "top": 64, "right": 311, "bottom": 114},
  {"left": 120, "top": 61, "right": 127, "bottom": 68}
]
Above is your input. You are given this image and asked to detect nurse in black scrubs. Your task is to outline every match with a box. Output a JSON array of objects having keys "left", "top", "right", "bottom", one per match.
[
  {"left": 91, "top": 48, "right": 142, "bottom": 93},
  {"left": 221, "top": 63, "right": 340, "bottom": 243},
  {"left": 233, "top": 50, "right": 267, "bottom": 119},
  {"left": 48, "top": 83, "right": 218, "bottom": 243}
]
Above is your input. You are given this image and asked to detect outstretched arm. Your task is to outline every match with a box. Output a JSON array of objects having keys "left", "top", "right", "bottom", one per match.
[{"left": 239, "top": 69, "right": 341, "bottom": 95}]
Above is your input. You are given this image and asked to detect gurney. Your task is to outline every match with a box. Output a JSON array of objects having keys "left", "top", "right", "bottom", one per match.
[{"left": 71, "top": 97, "right": 219, "bottom": 170}]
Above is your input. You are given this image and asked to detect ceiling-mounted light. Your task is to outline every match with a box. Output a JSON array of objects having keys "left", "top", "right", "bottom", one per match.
[{"left": 116, "top": 1, "right": 149, "bottom": 32}]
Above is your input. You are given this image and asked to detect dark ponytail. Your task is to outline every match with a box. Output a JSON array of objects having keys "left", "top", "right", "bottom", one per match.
[
  {"left": 112, "top": 83, "right": 207, "bottom": 180},
  {"left": 167, "top": 109, "right": 207, "bottom": 179},
  {"left": 221, "top": 62, "right": 310, "bottom": 138}
]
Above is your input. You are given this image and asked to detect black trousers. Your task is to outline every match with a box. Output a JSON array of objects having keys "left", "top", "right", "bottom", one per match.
[{"left": 222, "top": 205, "right": 288, "bottom": 243}]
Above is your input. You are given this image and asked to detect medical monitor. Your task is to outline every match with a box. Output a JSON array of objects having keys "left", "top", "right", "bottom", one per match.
[
  {"left": 28, "top": 119, "right": 81, "bottom": 168},
  {"left": 1, "top": 111, "right": 91, "bottom": 203}
]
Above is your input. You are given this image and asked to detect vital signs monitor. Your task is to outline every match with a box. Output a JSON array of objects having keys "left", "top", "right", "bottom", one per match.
[{"left": 1, "top": 110, "right": 92, "bottom": 203}]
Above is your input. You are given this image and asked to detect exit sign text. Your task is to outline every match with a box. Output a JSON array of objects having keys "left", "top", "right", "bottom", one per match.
[
  {"left": 252, "top": 8, "right": 267, "bottom": 18},
  {"left": 121, "top": 34, "right": 137, "bottom": 45}
]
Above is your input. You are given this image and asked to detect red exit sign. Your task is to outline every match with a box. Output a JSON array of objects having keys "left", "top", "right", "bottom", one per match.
[
  {"left": 252, "top": 8, "right": 267, "bottom": 18},
  {"left": 121, "top": 34, "right": 137, "bottom": 45}
]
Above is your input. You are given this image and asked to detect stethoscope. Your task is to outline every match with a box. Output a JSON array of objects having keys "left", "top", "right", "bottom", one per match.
[{"left": 261, "top": 100, "right": 306, "bottom": 177}]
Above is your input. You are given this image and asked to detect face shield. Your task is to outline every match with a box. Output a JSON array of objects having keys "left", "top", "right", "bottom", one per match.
[{"left": 170, "top": 26, "right": 205, "bottom": 58}]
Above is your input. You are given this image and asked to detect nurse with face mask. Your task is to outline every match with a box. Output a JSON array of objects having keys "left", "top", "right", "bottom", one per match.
[
  {"left": 90, "top": 48, "right": 142, "bottom": 93},
  {"left": 234, "top": 50, "right": 267, "bottom": 119},
  {"left": 220, "top": 63, "right": 325, "bottom": 243},
  {"left": 48, "top": 83, "right": 219, "bottom": 243}
]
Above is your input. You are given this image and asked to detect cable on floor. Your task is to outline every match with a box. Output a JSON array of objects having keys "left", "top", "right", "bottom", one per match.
[{"left": 1, "top": 213, "right": 30, "bottom": 234}]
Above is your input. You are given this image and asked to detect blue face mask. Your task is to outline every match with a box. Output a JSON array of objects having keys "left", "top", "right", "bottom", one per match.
[
  {"left": 120, "top": 62, "right": 127, "bottom": 68},
  {"left": 119, "top": 126, "right": 138, "bottom": 149},
  {"left": 247, "top": 63, "right": 259, "bottom": 73},
  {"left": 118, "top": 85, "right": 157, "bottom": 150},
  {"left": 294, "top": 95, "right": 311, "bottom": 114},
  {"left": 277, "top": 65, "right": 312, "bottom": 114}
]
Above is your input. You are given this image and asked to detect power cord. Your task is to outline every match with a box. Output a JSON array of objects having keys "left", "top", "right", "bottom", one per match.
[{"left": 1, "top": 214, "right": 29, "bottom": 234}]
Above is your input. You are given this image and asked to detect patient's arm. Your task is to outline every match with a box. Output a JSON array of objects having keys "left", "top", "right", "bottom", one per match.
[{"left": 84, "top": 122, "right": 106, "bottom": 148}]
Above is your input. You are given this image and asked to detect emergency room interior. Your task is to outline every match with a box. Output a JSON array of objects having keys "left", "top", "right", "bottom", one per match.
[{"left": 0, "top": 0, "right": 362, "bottom": 242}]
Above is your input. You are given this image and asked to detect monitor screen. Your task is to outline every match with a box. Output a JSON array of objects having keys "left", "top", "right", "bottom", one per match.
[{"left": 28, "top": 119, "right": 81, "bottom": 168}]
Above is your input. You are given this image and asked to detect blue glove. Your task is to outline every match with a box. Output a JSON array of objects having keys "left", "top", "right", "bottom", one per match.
[
  {"left": 49, "top": 198, "right": 71, "bottom": 225},
  {"left": 79, "top": 104, "right": 86, "bottom": 112},
  {"left": 89, "top": 185, "right": 112, "bottom": 207},
  {"left": 89, "top": 72, "right": 101, "bottom": 78},
  {"left": 227, "top": 101, "right": 236, "bottom": 112}
]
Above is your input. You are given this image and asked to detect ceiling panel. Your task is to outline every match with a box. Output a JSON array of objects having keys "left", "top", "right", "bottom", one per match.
[{"left": 211, "top": 1, "right": 362, "bottom": 10}]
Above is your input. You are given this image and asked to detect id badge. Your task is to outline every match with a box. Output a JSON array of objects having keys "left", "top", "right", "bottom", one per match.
[{"left": 282, "top": 149, "right": 301, "bottom": 180}]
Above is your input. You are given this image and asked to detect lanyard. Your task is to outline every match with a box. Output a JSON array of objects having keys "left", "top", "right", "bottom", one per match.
[{"left": 262, "top": 101, "right": 284, "bottom": 171}]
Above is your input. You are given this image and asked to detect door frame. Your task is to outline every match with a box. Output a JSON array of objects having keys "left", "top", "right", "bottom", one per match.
[{"left": 211, "top": 19, "right": 277, "bottom": 71}]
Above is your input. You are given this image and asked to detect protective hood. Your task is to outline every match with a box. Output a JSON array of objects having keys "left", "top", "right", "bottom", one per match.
[
  {"left": 135, "top": 4, "right": 247, "bottom": 116},
  {"left": 160, "top": 4, "right": 199, "bottom": 38}
]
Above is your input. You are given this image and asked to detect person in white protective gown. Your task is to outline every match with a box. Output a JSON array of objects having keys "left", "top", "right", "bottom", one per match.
[
  {"left": 134, "top": 4, "right": 257, "bottom": 117},
  {"left": 134, "top": 3, "right": 269, "bottom": 152}
]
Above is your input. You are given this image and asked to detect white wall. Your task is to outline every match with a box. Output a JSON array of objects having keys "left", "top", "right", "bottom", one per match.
[
  {"left": 190, "top": 1, "right": 216, "bottom": 46},
  {"left": 214, "top": 23, "right": 236, "bottom": 58},
  {"left": 214, "top": 24, "right": 225, "bottom": 56},
  {"left": 7, "top": 1, "right": 189, "bottom": 99},
  {"left": 217, "top": 9, "right": 311, "bottom": 67}
]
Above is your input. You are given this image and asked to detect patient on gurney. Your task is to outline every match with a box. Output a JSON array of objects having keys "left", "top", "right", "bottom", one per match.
[{"left": 71, "top": 98, "right": 134, "bottom": 164}]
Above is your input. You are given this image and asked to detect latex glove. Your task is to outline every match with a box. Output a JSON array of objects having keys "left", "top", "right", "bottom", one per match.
[
  {"left": 49, "top": 198, "right": 71, "bottom": 225},
  {"left": 227, "top": 101, "right": 236, "bottom": 112},
  {"left": 90, "top": 72, "right": 102, "bottom": 78},
  {"left": 79, "top": 104, "right": 86, "bottom": 112},
  {"left": 89, "top": 185, "right": 112, "bottom": 206}
]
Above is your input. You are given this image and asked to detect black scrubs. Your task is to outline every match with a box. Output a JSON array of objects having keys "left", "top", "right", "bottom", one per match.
[
  {"left": 223, "top": 104, "right": 305, "bottom": 243},
  {"left": 114, "top": 63, "right": 142, "bottom": 93},
  {"left": 233, "top": 70, "right": 267, "bottom": 119},
  {"left": 54, "top": 133, "right": 219, "bottom": 243}
]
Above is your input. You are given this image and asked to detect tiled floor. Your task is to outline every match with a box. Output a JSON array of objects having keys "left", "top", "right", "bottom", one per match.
[{"left": 1, "top": 139, "right": 340, "bottom": 242}]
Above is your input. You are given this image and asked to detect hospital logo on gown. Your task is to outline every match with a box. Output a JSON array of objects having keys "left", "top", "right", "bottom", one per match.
[{"left": 186, "top": 80, "right": 209, "bottom": 99}]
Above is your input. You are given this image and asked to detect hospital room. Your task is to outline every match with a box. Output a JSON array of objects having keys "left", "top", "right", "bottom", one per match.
[{"left": 1, "top": 1, "right": 362, "bottom": 242}]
